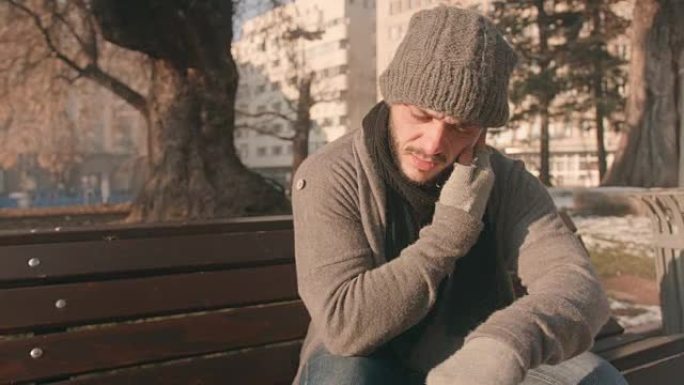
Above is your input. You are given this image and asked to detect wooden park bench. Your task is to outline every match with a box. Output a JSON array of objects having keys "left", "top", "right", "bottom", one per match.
[{"left": 0, "top": 213, "right": 682, "bottom": 384}]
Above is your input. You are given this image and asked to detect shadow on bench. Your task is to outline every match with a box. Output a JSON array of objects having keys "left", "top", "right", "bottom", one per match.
[{"left": 0, "top": 216, "right": 681, "bottom": 384}]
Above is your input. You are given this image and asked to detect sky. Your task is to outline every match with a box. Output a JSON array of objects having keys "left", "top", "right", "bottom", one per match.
[{"left": 233, "top": 0, "right": 292, "bottom": 40}]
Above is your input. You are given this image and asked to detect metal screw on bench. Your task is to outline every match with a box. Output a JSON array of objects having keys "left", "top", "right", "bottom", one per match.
[
  {"left": 55, "top": 299, "right": 67, "bottom": 309},
  {"left": 28, "top": 258, "right": 40, "bottom": 268},
  {"left": 30, "top": 348, "right": 43, "bottom": 359}
]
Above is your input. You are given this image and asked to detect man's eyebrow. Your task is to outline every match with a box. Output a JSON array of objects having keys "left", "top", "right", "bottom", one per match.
[{"left": 412, "top": 107, "right": 441, "bottom": 118}]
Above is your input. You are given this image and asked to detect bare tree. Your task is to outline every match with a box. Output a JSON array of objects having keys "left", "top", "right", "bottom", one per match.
[
  {"left": 0, "top": 9, "right": 89, "bottom": 184},
  {"left": 492, "top": 0, "right": 584, "bottom": 186},
  {"left": 603, "top": 0, "right": 683, "bottom": 187},
  {"left": 234, "top": 1, "right": 339, "bottom": 175},
  {"left": 0, "top": 0, "right": 290, "bottom": 221}
]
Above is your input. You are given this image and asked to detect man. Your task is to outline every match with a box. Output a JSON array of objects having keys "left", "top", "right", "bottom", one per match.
[{"left": 291, "top": 6, "right": 626, "bottom": 385}]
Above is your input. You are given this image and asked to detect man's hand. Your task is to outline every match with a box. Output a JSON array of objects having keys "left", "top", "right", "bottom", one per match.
[
  {"left": 437, "top": 129, "right": 494, "bottom": 220},
  {"left": 426, "top": 337, "right": 526, "bottom": 385},
  {"left": 456, "top": 127, "right": 487, "bottom": 166}
]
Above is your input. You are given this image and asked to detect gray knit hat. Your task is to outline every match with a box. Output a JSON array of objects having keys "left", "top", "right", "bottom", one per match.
[{"left": 379, "top": 6, "right": 518, "bottom": 128}]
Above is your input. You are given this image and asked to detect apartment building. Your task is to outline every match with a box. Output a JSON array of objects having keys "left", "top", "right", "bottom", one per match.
[{"left": 232, "top": 0, "right": 377, "bottom": 187}]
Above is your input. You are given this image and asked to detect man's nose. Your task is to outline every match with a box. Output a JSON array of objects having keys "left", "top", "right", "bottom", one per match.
[{"left": 420, "top": 121, "right": 449, "bottom": 156}]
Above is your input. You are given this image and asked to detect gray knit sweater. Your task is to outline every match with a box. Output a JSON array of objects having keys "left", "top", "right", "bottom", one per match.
[{"left": 291, "top": 128, "right": 610, "bottom": 384}]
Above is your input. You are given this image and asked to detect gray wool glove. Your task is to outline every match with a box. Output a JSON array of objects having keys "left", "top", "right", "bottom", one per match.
[
  {"left": 437, "top": 147, "right": 495, "bottom": 221},
  {"left": 426, "top": 337, "right": 526, "bottom": 385}
]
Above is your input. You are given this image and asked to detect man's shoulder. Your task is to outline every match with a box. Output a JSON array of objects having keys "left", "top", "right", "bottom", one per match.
[
  {"left": 488, "top": 146, "right": 551, "bottom": 198},
  {"left": 489, "top": 147, "right": 525, "bottom": 179},
  {"left": 294, "top": 129, "right": 360, "bottom": 191}
]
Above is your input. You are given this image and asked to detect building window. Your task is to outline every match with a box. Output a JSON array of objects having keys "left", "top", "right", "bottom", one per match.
[
  {"left": 256, "top": 85, "right": 266, "bottom": 93},
  {"left": 271, "top": 83, "right": 279, "bottom": 91},
  {"left": 257, "top": 105, "right": 266, "bottom": 113},
  {"left": 339, "top": 39, "right": 348, "bottom": 49},
  {"left": 257, "top": 147, "right": 267, "bottom": 156},
  {"left": 286, "top": 144, "right": 293, "bottom": 155},
  {"left": 273, "top": 123, "right": 283, "bottom": 133},
  {"left": 339, "top": 115, "right": 349, "bottom": 126},
  {"left": 271, "top": 102, "right": 282, "bottom": 111},
  {"left": 390, "top": 0, "right": 401, "bottom": 14},
  {"left": 272, "top": 145, "right": 283, "bottom": 156}
]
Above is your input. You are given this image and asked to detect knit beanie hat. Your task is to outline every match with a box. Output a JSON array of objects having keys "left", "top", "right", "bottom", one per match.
[{"left": 379, "top": 5, "right": 518, "bottom": 128}]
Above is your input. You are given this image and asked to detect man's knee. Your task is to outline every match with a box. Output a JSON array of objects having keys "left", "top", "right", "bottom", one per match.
[
  {"left": 300, "top": 347, "right": 414, "bottom": 385},
  {"left": 522, "top": 352, "right": 627, "bottom": 385}
]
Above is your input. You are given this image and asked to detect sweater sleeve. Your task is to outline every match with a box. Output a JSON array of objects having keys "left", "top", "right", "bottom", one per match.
[
  {"left": 292, "top": 158, "right": 483, "bottom": 356},
  {"left": 465, "top": 160, "right": 611, "bottom": 372}
]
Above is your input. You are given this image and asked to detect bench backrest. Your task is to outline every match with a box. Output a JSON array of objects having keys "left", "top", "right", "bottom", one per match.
[
  {"left": 0, "top": 216, "right": 307, "bottom": 384},
  {"left": 4, "top": 211, "right": 679, "bottom": 385}
]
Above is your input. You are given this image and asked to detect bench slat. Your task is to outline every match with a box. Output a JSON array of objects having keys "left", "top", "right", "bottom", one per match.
[
  {"left": 623, "top": 352, "right": 684, "bottom": 385},
  {"left": 0, "top": 264, "right": 298, "bottom": 333},
  {"left": 51, "top": 341, "right": 302, "bottom": 385},
  {"left": 0, "top": 302, "right": 308, "bottom": 383},
  {"left": 600, "top": 334, "right": 684, "bottom": 371},
  {"left": 0, "top": 230, "right": 294, "bottom": 284},
  {"left": 0, "top": 216, "right": 294, "bottom": 246}
]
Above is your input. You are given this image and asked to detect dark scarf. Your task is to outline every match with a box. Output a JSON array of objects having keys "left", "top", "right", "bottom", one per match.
[
  {"left": 362, "top": 102, "right": 451, "bottom": 230},
  {"left": 362, "top": 101, "right": 515, "bottom": 341}
]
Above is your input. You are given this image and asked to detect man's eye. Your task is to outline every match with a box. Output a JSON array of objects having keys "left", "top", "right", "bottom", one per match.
[
  {"left": 455, "top": 125, "right": 479, "bottom": 134},
  {"left": 411, "top": 113, "right": 431, "bottom": 122}
]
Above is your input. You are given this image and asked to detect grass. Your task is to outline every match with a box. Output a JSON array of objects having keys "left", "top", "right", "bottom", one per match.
[{"left": 587, "top": 245, "right": 656, "bottom": 281}]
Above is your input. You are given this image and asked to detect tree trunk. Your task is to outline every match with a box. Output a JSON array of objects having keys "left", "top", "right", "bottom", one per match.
[
  {"left": 535, "top": 0, "right": 552, "bottom": 186},
  {"left": 603, "top": 0, "right": 683, "bottom": 187},
  {"left": 595, "top": 104, "right": 607, "bottom": 181},
  {"left": 291, "top": 74, "right": 314, "bottom": 175},
  {"left": 539, "top": 107, "right": 552, "bottom": 186},
  {"left": 591, "top": 3, "right": 608, "bottom": 181},
  {"left": 128, "top": 61, "right": 289, "bottom": 221},
  {"left": 92, "top": 0, "right": 290, "bottom": 221}
]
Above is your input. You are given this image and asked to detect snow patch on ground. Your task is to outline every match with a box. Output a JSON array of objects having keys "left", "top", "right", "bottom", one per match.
[
  {"left": 569, "top": 214, "right": 661, "bottom": 329},
  {"left": 610, "top": 299, "right": 662, "bottom": 329},
  {"left": 571, "top": 215, "right": 654, "bottom": 259}
]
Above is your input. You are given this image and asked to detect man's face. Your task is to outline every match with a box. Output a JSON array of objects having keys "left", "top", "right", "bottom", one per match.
[{"left": 389, "top": 104, "right": 484, "bottom": 185}]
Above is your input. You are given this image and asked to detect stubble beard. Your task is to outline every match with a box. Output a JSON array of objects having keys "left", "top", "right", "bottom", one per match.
[{"left": 388, "top": 121, "right": 445, "bottom": 188}]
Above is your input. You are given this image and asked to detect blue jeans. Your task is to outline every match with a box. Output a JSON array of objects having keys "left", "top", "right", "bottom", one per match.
[{"left": 299, "top": 346, "right": 628, "bottom": 385}]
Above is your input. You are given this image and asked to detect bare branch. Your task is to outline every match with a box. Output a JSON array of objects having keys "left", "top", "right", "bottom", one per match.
[
  {"left": 236, "top": 108, "right": 294, "bottom": 123},
  {"left": 55, "top": 72, "right": 83, "bottom": 84},
  {"left": 7, "top": 0, "right": 83, "bottom": 73},
  {"left": 51, "top": 7, "right": 92, "bottom": 59},
  {"left": 235, "top": 123, "right": 295, "bottom": 141},
  {"left": 283, "top": 27, "right": 324, "bottom": 41},
  {"left": 310, "top": 91, "right": 341, "bottom": 106},
  {"left": 280, "top": 95, "right": 297, "bottom": 113},
  {"left": 82, "top": 63, "right": 148, "bottom": 114},
  {"left": 5, "top": 0, "right": 147, "bottom": 115},
  {"left": 72, "top": 0, "right": 99, "bottom": 63}
]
